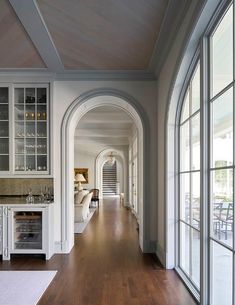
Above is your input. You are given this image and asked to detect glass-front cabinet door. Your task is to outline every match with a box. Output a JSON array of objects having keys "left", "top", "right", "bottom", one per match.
[
  {"left": 14, "top": 85, "right": 49, "bottom": 173},
  {"left": 0, "top": 87, "right": 9, "bottom": 172}
]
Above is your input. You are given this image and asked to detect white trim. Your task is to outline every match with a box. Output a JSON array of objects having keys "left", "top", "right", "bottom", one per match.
[
  {"left": 156, "top": 242, "right": 166, "bottom": 267},
  {"left": 0, "top": 70, "right": 155, "bottom": 81},
  {"left": 61, "top": 88, "right": 150, "bottom": 253}
]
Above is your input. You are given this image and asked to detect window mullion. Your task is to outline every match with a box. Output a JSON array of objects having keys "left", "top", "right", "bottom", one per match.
[
  {"left": 233, "top": 3, "right": 235, "bottom": 305},
  {"left": 200, "top": 36, "right": 210, "bottom": 305},
  {"left": 189, "top": 84, "right": 193, "bottom": 279}
]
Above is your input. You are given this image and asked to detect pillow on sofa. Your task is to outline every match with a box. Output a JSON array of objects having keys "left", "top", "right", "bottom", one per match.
[{"left": 75, "top": 189, "right": 89, "bottom": 204}]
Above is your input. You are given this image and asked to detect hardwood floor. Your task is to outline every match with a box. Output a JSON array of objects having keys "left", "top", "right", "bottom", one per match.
[{"left": 0, "top": 198, "right": 197, "bottom": 305}]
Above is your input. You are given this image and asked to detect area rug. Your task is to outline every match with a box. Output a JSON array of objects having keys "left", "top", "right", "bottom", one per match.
[
  {"left": 74, "top": 208, "right": 96, "bottom": 233},
  {"left": 0, "top": 270, "right": 57, "bottom": 305}
]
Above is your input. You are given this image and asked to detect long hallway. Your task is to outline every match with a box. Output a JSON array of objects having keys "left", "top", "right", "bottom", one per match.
[{"left": 0, "top": 198, "right": 196, "bottom": 305}]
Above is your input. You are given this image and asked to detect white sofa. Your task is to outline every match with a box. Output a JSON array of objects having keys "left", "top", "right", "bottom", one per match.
[
  {"left": 74, "top": 192, "right": 93, "bottom": 222},
  {"left": 75, "top": 189, "right": 89, "bottom": 204}
]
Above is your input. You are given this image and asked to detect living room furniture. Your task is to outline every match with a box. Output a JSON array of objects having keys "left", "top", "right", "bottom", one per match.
[
  {"left": 75, "top": 173, "right": 86, "bottom": 191},
  {"left": 90, "top": 189, "right": 99, "bottom": 207},
  {"left": 74, "top": 189, "right": 89, "bottom": 204},
  {"left": 74, "top": 192, "right": 93, "bottom": 222}
]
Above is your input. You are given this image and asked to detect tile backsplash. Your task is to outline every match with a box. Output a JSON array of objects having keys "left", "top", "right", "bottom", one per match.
[{"left": 0, "top": 178, "right": 53, "bottom": 196}]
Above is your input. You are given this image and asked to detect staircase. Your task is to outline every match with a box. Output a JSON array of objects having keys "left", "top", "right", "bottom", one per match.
[{"left": 103, "top": 161, "right": 117, "bottom": 196}]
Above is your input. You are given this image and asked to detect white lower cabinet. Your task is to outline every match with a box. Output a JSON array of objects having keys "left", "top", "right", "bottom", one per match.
[{"left": 1, "top": 204, "right": 54, "bottom": 260}]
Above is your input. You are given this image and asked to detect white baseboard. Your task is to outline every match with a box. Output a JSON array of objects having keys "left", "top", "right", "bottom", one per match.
[
  {"left": 54, "top": 240, "right": 74, "bottom": 254},
  {"left": 54, "top": 241, "right": 62, "bottom": 253},
  {"left": 156, "top": 242, "right": 166, "bottom": 267}
]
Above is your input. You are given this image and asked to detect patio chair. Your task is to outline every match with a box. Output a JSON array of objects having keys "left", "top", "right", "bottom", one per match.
[{"left": 220, "top": 202, "right": 233, "bottom": 240}]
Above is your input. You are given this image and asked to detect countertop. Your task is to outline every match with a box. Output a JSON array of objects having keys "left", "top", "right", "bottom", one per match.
[{"left": 0, "top": 196, "right": 54, "bottom": 205}]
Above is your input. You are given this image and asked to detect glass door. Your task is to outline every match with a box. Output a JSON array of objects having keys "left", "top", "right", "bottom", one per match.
[
  {"left": 14, "top": 86, "right": 48, "bottom": 173},
  {"left": 0, "top": 87, "right": 9, "bottom": 171},
  {"left": 13, "top": 211, "right": 42, "bottom": 250}
]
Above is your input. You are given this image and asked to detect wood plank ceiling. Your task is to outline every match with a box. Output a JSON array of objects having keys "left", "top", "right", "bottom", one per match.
[
  {"left": 0, "top": 0, "right": 168, "bottom": 71},
  {"left": 0, "top": 0, "right": 45, "bottom": 68},
  {"left": 37, "top": 0, "right": 168, "bottom": 70}
]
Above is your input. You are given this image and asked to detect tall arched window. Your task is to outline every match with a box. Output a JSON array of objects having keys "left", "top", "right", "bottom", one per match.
[
  {"left": 179, "top": 62, "right": 200, "bottom": 290},
  {"left": 178, "top": 2, "right": 234, "bottom": 304}
]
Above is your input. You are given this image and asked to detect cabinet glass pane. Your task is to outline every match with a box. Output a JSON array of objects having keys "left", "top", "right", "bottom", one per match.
[
  {"left": 14, "top": 86, "right": 48, "bottom": 173},
  {"left": 211, "top": 5, "right": 233, "bottom": 97},
  {"left": 211, "top": 241, "right": 232, "bottom": 305},
  {"left": 211, "top": 88, "right": 233, "bottom": 168},
  {"left": 26, "top": 155, "right": 36, "bottom": 171},
  {"left": 25, "top": 88, "right": 35, "bottom": 104},
  {"left": 37, "top": 122, "right": 47, "bottom": 137},
  {"left": 15, "top": 139, "right": 24, "bottom": 154},
  {"left": 26, "top": 139, "right": 35, "bottom": 154},
  {"left": 37, "top": 88, "right": 47, "bottom": 104},
  {"left": 25, "top": 105, "right": 35, "bottom": 121},
  {"left": 0, "top": 138, "right": 9, "bottom": 154},
  {"left": 15, "top": 155, "right": 24, "bottom": 171},
  {"left": 15, "top": 122, "right": 24, "bottom": 138},
  {"left": 0, "top": 121, "right": 9, "bottom": 137},
  {"left": 37, "top": 138, "right": 47, "bottom": 154},
  {"left": 0, "top": 88, "right": 8, "bottom": 103},
  {"left": 26, "top": 122, "right": 35, "bottom": 138},
  {"left": 15, "top": 105, "right": 24, "bottom": 120},
  {"left": 0, "top": 156, "right": 9, "bottom": 171},
  {"left": 0, "top": 105, "right": 9, "bottom": 120},
  {"left": 211, "top": 169, "right": 233, "bottom": 247},
  {"left": 37, "top": 155, "right": 47, "bottom": 171},
  {"left": 14, "top": 88, "right": 24, "bottom": 104},
  {"left": 37, "top": 105, "right": 47, "bottom": 121}
]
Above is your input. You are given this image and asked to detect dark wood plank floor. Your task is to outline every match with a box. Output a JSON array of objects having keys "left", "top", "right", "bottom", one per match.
[{"left": 0, "top": 198, "right": 197, "bottom": 305}]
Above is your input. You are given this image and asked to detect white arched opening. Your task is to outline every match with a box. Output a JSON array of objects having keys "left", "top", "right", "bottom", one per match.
[
  {"left": 95, "top": 148, "right": 127, "bottom": 201},
  {"left": 61, "top": 89, "right": 149, "bottom": 253}
]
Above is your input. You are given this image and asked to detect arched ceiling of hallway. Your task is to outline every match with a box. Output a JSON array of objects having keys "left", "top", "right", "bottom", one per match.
[{"left": 75, "top": 105, "right": 135, "bottom": 154}]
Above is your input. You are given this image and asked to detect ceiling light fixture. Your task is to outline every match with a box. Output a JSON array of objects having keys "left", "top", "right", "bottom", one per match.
[{"left": 107, "top": 152, "right": 115, "bottom": 165}]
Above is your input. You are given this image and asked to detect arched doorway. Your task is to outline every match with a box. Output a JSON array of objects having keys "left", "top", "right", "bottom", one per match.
[
  {"left": 61, "top": 89, "right": 149, "bottom": 253},
  {"left": 95, "top": 148, "right": 126, "bottom": 201}
]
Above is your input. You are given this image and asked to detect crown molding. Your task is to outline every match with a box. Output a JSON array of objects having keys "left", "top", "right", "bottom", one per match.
[
  {"left": 0, "top": 69, "right": 156, "bottom": 81},
  {"left": 55, "top": 70, "right": 156, "bottom": 81},
  {"left": 149, "top": 0, "right": 193, "bottom": 77}
]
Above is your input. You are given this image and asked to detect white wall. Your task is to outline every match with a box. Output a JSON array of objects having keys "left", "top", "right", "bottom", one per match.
[{"left": 52, "top": 80, "right": 158, "bottom": 246}]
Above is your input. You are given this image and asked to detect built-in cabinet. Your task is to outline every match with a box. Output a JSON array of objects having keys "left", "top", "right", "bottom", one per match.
[
  {"left": 0, "top": 84, "right": 49, "bottom": 175},
  {"left": 0, "top": 204, "right": 54, "bottom": 260},
  {"left": 0, "top": 87, "right": 9, "bottom": 172}
]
